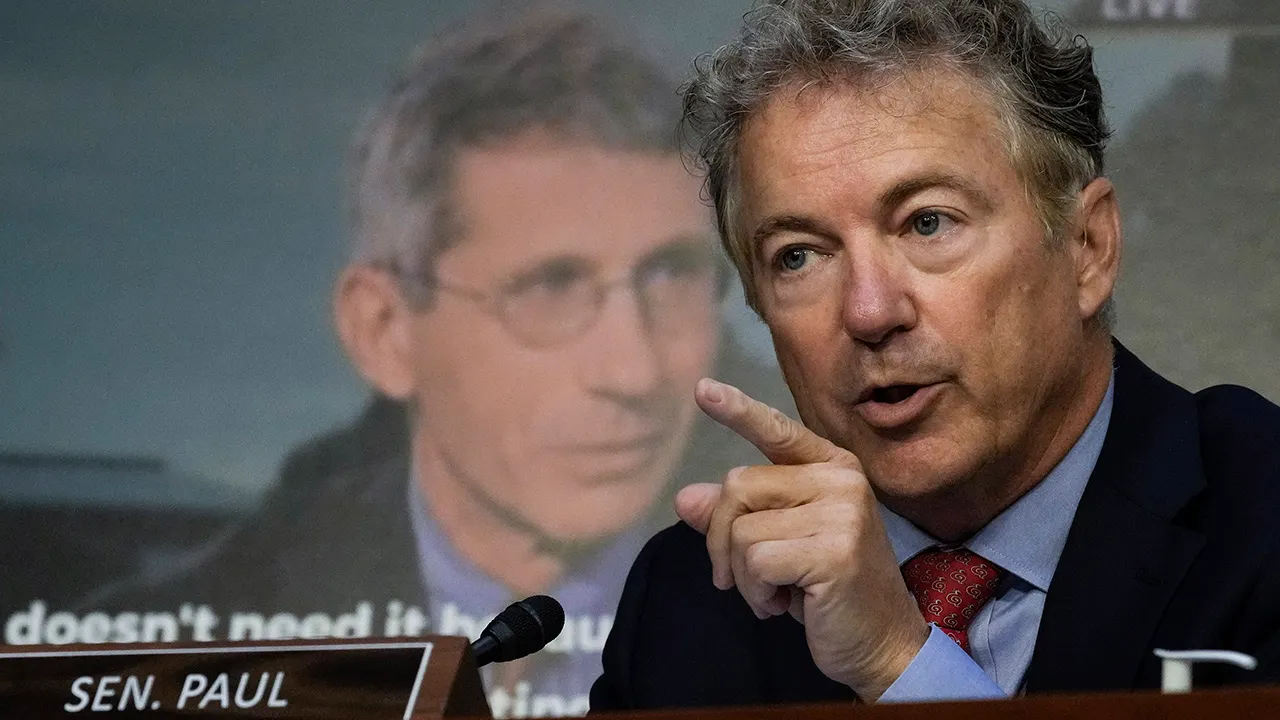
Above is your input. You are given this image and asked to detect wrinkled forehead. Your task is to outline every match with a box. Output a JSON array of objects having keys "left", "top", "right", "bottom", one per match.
[
  {"left": 741, "top": 68, "right": 1009, "bottom": 172},
  {"left": 736, "top": 69, "right": 1016, "bottom": 210}
]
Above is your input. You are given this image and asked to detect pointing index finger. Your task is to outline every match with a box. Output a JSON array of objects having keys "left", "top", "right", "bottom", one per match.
[{"left": 695, "top": 378, "right": 851, "bottom": 467}]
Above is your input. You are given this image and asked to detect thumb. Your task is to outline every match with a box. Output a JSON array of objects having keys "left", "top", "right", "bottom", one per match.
[{"left": 674, "top": 483, "right": 721, "bottom": 534}]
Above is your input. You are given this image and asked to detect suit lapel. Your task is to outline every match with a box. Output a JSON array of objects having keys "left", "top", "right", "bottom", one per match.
[
  {"left": 1024, "top": 343, "right": 1207, "bottom": 693},
  {"left": 274, "top": 449, "right": 428, "bottom": 612},
  {"left": 350, "top": 451, "right": 432, "bottom": 607}
]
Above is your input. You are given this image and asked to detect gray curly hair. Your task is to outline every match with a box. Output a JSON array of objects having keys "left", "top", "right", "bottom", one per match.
[{"left": 682, "top": 0, "right": 1112, "bottom": 322}]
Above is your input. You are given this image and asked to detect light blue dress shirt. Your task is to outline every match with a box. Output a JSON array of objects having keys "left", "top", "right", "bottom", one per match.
[
  {"left": 406, "top": 476, "right": 648, "bottom": 706},
  {"left": 878, "top": 376, "right": 1115, "bottom": 702}
]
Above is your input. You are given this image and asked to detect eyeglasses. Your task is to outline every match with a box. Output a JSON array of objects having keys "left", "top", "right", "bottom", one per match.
[{"left": 420, "top": 243, "right": 724, "bottom": 348}]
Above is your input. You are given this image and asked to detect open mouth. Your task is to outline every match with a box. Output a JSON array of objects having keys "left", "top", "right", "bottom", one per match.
[
  {"left": 868, "top": 384, "right": 924, "bottom": 404},
  {"left": 853, "top": 381, "right": 943, "bottom": 429}
]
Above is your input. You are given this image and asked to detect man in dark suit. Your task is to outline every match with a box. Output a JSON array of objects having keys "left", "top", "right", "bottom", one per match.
[{"left": 591, "top": 0, "right": 1280, "bottom": 708}]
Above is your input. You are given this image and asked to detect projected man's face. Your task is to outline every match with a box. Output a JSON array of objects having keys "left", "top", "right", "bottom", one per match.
[{"left": 404, "top": 137, "right": 720, "bottom": 542}]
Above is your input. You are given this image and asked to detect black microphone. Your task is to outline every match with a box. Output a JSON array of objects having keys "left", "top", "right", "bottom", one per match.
[{"left": 470, "top": 595, "right": 565, "bottom": 667}]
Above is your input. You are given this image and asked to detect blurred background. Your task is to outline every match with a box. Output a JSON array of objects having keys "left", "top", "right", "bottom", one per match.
[{"left": 1, "top": 0, "right": 1276, "bottom": 636}]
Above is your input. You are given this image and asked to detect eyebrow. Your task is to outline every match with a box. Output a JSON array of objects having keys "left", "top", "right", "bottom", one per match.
[
  {"left": 502, "top": 255, "right": 592, "bottom": 293},
  {"left": 878, "top": 172, "right": 996, "bottom": 216},
  {"left": 749, "top": 215, "right": 832, "bottom": 259},
  {"left": 501, "top": 234, "right": 717, "bottom": 289}
]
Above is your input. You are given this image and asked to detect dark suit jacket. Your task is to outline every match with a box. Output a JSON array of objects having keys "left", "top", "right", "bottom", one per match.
[
  {"left": 76, "top": 396, "right": 425, "bottom": 617},
  {"left": 590, "top": 343, "right": 1280, "bottom": 709}
]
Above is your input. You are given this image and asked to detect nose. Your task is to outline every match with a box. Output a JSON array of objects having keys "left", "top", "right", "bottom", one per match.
[
  {"left": 841, "top": 243, "right": 917, "bottom": 347},
  {"left": 579, "top": 284, "right": 664, "bottom": 401}
]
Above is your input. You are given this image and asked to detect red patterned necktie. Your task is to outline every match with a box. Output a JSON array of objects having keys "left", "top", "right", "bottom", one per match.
[{"left": 901, "top": 547, "right": 1003, "bottom": 654}]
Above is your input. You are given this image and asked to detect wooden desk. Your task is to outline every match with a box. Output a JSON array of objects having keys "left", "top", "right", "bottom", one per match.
[{"left": 569, "top": 686, "right": 1280, "bottom": 720}]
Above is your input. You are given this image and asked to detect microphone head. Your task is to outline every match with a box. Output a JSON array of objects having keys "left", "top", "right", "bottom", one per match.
[
  {"left": 513, "top": 595, "right": 565, "bottom": 646},
  {"left": 472, "top": 595, "right": 565, "bottom": 666}
]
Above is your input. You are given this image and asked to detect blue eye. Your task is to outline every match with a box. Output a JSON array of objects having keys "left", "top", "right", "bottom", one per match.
[
  {"left": 778, "top": 247, "right": 809, "bottom": 271},
  {"left": 912, "top": 211, "right": 942, "bottom": 236}
]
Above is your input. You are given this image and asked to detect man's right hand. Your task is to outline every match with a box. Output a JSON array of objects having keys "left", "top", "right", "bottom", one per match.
[{"left": 675, "top": 378, "right": 929, "bottom": 702}]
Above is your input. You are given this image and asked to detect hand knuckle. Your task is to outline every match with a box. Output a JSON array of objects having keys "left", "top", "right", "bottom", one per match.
[
  {"left": 834, "top": 466, "right": 872, "bottom": 496},
  {"left": 817, "top": 464, "right": 864, "bottom": 492},
  {"left": 832, "top": 533, "right": 859, "bottom": 565},
  {"left": 723, "top": 466, "right": 750, "bottom": 494},
  {"left": 767, "top": 407, "right": 793, "bottom": 440},
  {"left": 836, "top": 450, "right": 864, "bottom": 472},
  {"left": 743, "top": 543, "right": 767, "bottom": 576},
  {"left": 815, "top": 462, "right": 843, "bottom": 481},
  {"left": 854, "top": 479, "right": 874, "bottom": 503}
]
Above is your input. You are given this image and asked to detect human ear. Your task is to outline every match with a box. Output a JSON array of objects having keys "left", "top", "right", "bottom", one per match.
[
  {"left": 333, "top": 264, "right": 418, "bottom": 400},
  {"left": 1071, "top": 177, "right": 1123, "bottom": 323}
]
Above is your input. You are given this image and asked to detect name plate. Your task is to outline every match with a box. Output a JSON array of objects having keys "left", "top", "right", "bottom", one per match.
[{"left": 0, "top": 636, "right": 489, "bottom": 719}]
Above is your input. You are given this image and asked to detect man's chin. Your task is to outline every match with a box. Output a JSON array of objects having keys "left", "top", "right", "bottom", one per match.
[
  {"left": 860, "top": 444, "right": 977, "bottom": 505},
  {"left": 864, "top": 451, "right": 1001, "bottom": 540},
  {"left": 518, "top": 485, "right": 665, "bottom": 544},
  {"left": 525, "top": 515, "right": 645, "bottom": 557}
]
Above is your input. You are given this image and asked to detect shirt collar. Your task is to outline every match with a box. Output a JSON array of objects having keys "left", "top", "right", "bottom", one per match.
[{"left": 881, "top": 373, "right": 1115, "bottom": 592}]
